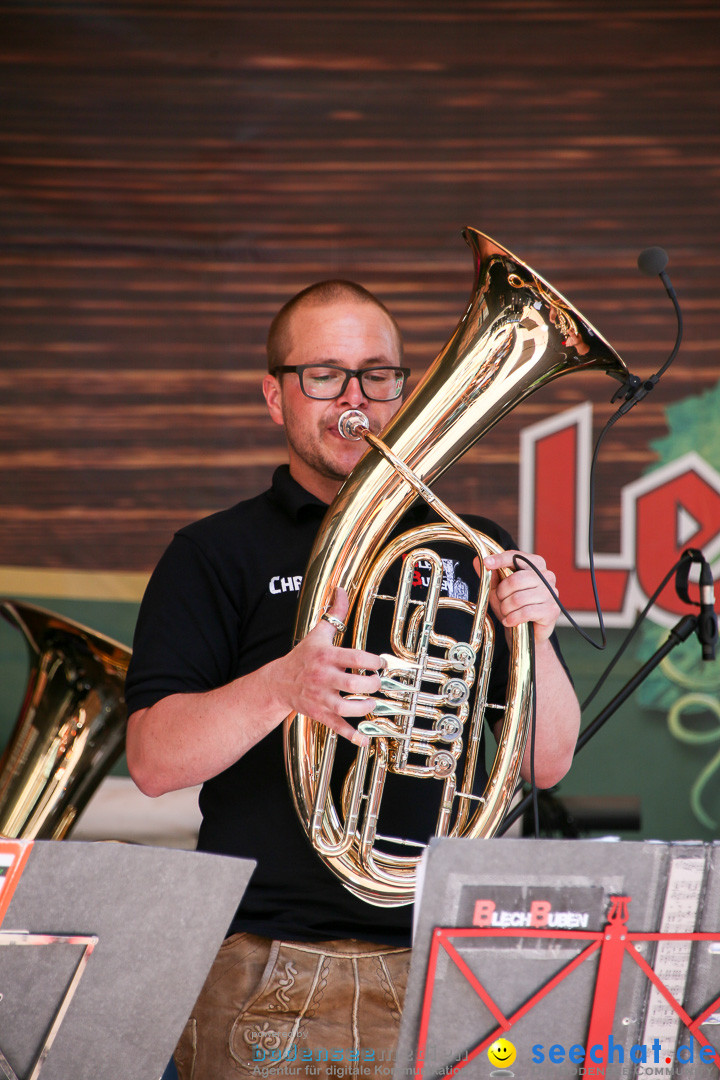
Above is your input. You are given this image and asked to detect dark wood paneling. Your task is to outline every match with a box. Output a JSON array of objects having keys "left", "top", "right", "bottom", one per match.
[{"left": 1, "top": 0, "right": 719, "bottom": 570}]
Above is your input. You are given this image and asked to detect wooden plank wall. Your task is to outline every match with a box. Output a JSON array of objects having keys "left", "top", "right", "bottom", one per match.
[{"left": 1, "top": 0, "right": 719, "bottom": 574}]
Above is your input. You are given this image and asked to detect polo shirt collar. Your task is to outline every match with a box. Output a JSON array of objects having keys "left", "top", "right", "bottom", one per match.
[
  {"left": 269, "top": 465, "right": 328, "bottom": 521},
  {"left": 268, "top": 464, "right": 433, "bottom": 526}
]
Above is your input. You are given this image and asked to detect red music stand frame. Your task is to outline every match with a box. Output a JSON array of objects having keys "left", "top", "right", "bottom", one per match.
[{"left": 416, "top": 895, "right": 720, "bottom": 1079}]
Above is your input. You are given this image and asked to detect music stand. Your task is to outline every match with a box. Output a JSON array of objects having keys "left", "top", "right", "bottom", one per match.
[
  {"left": 395, "top": 837, "right": 720, "bottom": 1080},
  {"left": 0, "top": 840, "right": 254, "bottom": 1080}
]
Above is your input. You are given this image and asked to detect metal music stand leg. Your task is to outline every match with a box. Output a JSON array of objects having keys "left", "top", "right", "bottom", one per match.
[{"left": 0, "top": 932, "right": 97, "bottom": 1080}]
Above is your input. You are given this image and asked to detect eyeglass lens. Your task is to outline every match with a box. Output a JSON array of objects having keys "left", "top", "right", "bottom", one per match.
[{"left": 302, "top": 366, "right": 404, "bottom": 400}]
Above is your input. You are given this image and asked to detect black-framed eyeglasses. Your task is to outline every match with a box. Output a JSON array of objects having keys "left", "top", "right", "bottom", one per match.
[{"left": 270, "top": 364, "right": 410, "bottom": 401}]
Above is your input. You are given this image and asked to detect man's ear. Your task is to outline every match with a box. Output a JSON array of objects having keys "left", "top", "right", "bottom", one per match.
[{"left": 263, "top": 373, "right": 284, "bottom": 427}]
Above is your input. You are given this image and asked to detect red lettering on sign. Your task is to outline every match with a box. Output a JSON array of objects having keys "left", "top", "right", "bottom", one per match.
[
  {"left": 530, "top": 900, "right": 551, "bottom": 927},
  {"left": 520, "top": 404, "right": 720, "bottom": 627},
  {"left": 532, "top": 421, "right": 628, "bottom": 613},
  {"left": 636, "top": 469, "right": 720, "bottom": 615},
  {"left": 472, "top": 900, "right": 496, "bottom": 927}
]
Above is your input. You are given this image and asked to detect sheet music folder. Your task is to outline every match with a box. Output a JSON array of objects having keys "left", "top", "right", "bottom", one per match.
[
  {"left": 0, "top": 841, "right": 254, "bottom": 1080},
  {"left": 395, "top": 837, "right": 720, "bottom": 1080}
]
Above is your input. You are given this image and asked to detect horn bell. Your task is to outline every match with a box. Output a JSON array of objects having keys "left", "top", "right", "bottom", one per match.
[{"left": 0, "top": 599, "right": 131, "bottom": 840}]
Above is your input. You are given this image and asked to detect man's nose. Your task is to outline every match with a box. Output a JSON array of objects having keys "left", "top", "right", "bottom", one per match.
[{"left": 339, "top": 373, "right": 368, "bottom": 407}]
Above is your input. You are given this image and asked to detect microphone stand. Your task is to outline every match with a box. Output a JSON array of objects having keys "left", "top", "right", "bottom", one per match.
[{"left": 497, "top": 591, "right": 717, "bottom": 838}]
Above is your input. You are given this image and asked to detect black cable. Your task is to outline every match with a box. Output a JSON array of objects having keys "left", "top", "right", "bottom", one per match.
[
  {"left": 581, "top": 551, "right": 693, "bottom": 711},
  {"left": 510, "top": 246, "right": 686, "bottom": 688},
  {"left": 655, "top": 269, "right": 683, "bottom": 378},
  {"left": 505, "top": 248, "right": 687, "bottom": 834},
  {"left": 528, "top": 633, "right": 539, "bottom": 837}
]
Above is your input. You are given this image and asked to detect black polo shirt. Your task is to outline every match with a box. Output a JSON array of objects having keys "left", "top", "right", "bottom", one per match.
[{"left": 126, "top": 466, "right": 521, "bottom": 945}]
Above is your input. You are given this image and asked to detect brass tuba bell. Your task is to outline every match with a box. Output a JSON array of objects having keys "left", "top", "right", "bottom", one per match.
[
  {"left": 284, "top": 228, "right": 629, "bottom": 907},
  {"left": 0, "top": 599, "right": 131, "bottom": 839}
]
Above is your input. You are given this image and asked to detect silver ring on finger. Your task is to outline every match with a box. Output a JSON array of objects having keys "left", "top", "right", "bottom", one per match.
[{"left": 321, "top": 612, "right": 347, "bottom": 634}]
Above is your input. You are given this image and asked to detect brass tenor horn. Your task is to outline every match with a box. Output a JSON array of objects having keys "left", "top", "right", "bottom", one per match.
[
  {"left": 284, "top": 228, "right": 629, "bottom": 906},
  {"left": 0, "top": 600, "right": 131, "bottom": 839}
]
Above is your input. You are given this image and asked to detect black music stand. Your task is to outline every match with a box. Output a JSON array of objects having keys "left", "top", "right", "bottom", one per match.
[
  {"left": 395, "top": 837, "right": 720, "bottom": 1080},
  {"left": 0, "top": 841, "right": 254, "bottom": 1080}
]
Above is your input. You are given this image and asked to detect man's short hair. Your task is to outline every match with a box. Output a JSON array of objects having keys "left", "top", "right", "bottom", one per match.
[{"left": 266, "top": 279, "right": 403, "bottom": 371}]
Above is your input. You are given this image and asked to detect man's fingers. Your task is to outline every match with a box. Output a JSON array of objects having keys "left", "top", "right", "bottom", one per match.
[
  {"left": 498, "top": 599, "right": 559, "bottom": 625},
  {"left": 495, "top": 569, "right": 556, "bottom": 604},
  {"left": 473, "top": 554, "right": 494, "bottom": 581},
  {"left": 474, "top": 549, "right": 561, "bottom": 643},
  {"left": 292, "top": 588, "right": 388, "bottom": 747},
  {"left": 327, "top": 586, "right": 349, "bottom": 622},
  {"left": 337, "top": 647, "right": 386, "bottom": 673},
  {"left": 484, "top": 550, "right": 547, "bottom": 574},
  {"left": 314, "top": 586, "right": 350, "bottom": 639},
  {"left": 315, "top": 711, "right": 370, "bottom": 747},
  {"left": 314, "top": 702, "right": 372, "bottom": 747},
  {"left": 311, "top": 592, "right": 386, "bottom": 674},
  {"left": 337, "top": 670, "right": 382, "bottom": 696}
]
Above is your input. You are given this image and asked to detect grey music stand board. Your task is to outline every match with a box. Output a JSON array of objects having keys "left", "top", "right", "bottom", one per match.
[
  {"left": 0, "top": 840, "right": 254, "bottom": 1080},
  {"left": 395, "top": 837, "right": 720, "bottom": 1080}
]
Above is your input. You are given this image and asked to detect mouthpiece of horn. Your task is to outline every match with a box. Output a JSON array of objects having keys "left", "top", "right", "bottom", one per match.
[{"left": 338, "top": 410, "right": 369, "bottom": 441}]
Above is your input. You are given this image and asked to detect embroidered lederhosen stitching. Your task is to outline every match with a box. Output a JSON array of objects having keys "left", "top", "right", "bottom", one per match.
[
  {"left": 373, "top": 955, "right": 403, "bottom": 1023},
  {"left": 229, "top": 946, "right": 328, "bottom": 1072},
  {"left": 174, "top": 1016, "right": 197, "bottom": 1080},
  {"left": 224, "top": 940, "right": 410, "bottom": 1074},
  {"left": 268, "top": 960, "right": 299, "bottom": 1011},
  {"left": 351, "top": 957, "right": 361, "bottom": 1058},
  {"left": 300, "top": 954, "right": 331, "bottom": 1022}
]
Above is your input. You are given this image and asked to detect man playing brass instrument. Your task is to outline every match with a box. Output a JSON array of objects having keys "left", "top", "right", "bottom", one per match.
[{"left": 125, "top": 281, "right": 580, "bottom": 1079}]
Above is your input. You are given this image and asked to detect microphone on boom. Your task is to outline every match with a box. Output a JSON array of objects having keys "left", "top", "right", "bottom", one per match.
[
  {"left": 615, "top": 246, "right": 682, "bottom": 416},
  {"left": 676, "top": 549, "right": 718, "bottom": 662}
]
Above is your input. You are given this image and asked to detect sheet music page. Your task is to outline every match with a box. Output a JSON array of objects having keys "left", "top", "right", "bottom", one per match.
[{"left": 641, "top": 855, "right": 706, "bottom": 1057}]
